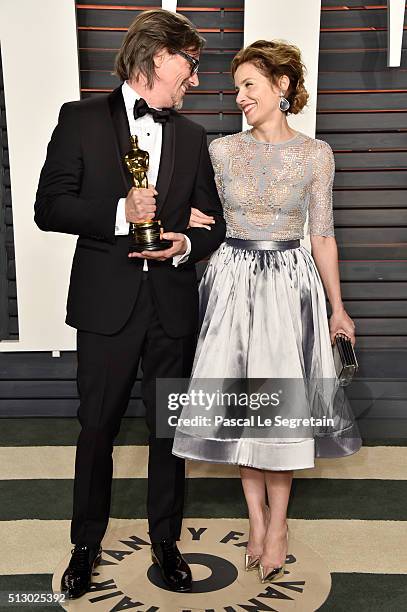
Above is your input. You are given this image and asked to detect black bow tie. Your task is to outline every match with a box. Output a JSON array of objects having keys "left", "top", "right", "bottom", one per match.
[{"left": 133, "top": 97, "right": 170, "bottom": 124}]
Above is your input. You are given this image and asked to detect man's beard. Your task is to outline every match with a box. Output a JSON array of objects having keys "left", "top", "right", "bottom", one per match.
[
  {"left": 172, "top": 82, "right": 188, "bottom": 110},
  {"left": 173, "top": 98, "right": 184, "bottom": 111}
]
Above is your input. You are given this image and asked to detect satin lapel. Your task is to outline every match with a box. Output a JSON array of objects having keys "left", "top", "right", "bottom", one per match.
[
  {"left": 155, "top": 115, "right": 175, "bottom": 219},
  {"left": 108, "top": 86, "right": 133, "bottom": 193}
]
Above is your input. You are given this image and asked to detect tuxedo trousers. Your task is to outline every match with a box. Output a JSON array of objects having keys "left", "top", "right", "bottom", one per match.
[{"left": 71, "top": 272, "right": 197, "bottom": 545}]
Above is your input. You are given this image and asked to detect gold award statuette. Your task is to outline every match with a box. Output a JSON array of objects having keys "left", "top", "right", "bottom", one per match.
[{"left": 124, "top": 135, "right": 172, "bottom": 253}]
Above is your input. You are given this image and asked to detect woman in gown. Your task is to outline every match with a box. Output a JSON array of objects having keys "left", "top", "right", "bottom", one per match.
[{"left": 172, "top": 40, "right": 361, "bottom": 583}]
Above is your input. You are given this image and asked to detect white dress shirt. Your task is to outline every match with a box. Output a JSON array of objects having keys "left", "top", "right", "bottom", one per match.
[{"left": 115, "top": 81, "right": 191, "bottom": 270}]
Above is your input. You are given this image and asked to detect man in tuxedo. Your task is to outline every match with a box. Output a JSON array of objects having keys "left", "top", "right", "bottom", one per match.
[{"left": 34, "top": 9, "right": 225, "bottom": 599}]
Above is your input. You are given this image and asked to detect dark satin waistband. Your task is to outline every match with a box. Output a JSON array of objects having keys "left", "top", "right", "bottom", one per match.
[{"left": 225, "top": 238, "right": 301, "bottom": 251}]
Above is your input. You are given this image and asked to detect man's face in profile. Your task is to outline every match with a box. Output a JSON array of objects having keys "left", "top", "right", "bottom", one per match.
[{"left": 153, "top": 48, "right": 200, "bottom": 109}]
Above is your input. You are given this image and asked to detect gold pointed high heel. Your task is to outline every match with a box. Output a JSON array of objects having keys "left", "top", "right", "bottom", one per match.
[
  {"left": 258, "top": 525, "right": 288, "bottom": 583},
  {"left": 244, "top": 505, "right": 270, "bottom": 571},
  {"left": 258, "top": 562, "right": 285, "bottom": 583},
  {"left": 245, "top": 553, "right": 260, "bottom": 571}
]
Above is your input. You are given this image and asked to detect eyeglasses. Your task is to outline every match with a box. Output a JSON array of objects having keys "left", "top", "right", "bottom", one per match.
[{"left": 176, "top": 50, "right": 199, "bottom": 76}]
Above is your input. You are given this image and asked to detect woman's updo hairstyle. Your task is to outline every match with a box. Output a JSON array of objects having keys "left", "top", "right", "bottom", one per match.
[{"left": 231, "top": 39, "right": 309, "bottom": 115}]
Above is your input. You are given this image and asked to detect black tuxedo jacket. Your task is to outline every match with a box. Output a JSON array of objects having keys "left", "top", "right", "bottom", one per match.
[{"left": 34, "top": 86, "right": 226, "bottom": 337}]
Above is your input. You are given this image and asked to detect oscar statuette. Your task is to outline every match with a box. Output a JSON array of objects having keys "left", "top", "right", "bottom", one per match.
[{"left": 124, "top": 135, "right": 172, "bottom": 253}]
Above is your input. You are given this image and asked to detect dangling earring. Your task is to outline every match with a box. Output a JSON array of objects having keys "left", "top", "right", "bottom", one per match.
[{"left": 279, "top": 90, "right": 290, "bottom": 112}]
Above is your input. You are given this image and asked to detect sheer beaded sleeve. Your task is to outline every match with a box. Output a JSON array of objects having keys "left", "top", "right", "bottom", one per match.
[
  {"left": 209, "top": 139, "right": 225, "bottom": 206},
  {"left": 308, "top": 140, "right": 335, "bottom": 237}
]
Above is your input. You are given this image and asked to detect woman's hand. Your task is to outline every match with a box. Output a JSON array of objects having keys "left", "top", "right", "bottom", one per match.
[
  {"left": 329, "top": 307, "right": 356, "bottom": 347},
  {"left": 188, "top": 207, "right": 215, "bottom": 230}
]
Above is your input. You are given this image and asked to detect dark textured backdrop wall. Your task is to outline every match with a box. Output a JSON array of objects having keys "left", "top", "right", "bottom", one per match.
[
  {"left": 316, "top": 0, "right": 407, "bottom": 437},
  {"left": 0, "top": 47, "right": 18, "bottom": 341},
  {"left": 0, "top": 0, "right": 406, "bottom": 436}
]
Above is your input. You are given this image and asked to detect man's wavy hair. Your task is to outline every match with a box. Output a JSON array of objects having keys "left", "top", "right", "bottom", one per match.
[{"left": 115, "top": 9, "right": 205, "bottom": 88}]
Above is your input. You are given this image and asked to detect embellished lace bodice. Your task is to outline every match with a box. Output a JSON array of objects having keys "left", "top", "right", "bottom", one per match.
[{"left": 209, "top": 130, "right": 335, "bottom": 240}]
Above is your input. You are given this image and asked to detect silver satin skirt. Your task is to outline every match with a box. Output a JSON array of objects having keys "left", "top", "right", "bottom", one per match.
[{"left": 172, "top": 239, "right": 361, "bottom": 470}]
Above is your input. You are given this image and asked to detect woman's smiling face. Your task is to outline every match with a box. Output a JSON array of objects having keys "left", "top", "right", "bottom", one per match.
[{"left": 234, "top": 62, "right": 288, "bottom": 126}]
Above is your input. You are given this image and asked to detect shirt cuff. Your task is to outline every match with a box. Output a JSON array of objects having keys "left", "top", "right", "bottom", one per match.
[
  {"left": 115, "top": 198, "right": 130, "bottom": 235},
  {"left": 172, "top": 235, "right": 191, "bottom": 268}
]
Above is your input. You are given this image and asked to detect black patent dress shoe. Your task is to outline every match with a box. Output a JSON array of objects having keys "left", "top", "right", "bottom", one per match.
[
  {"left": 151, "top": 539, "right": 192, "bottom": 592},
  {"left": 60, "top": 544, "right": 102, "bottom": 599}
]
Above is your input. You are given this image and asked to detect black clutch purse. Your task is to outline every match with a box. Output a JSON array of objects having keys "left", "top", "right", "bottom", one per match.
[{"left": 333, "top": 333, "right": 358, "bottom": 386}]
